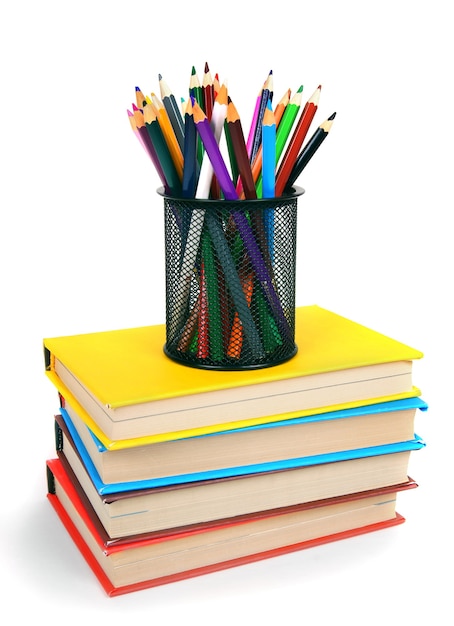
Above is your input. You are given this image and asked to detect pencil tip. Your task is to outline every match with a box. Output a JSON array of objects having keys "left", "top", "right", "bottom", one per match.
[
  {"left": 191, "top": 66, "right": 196, "bottom": 75},
  {"left": 204, "top": 61, "right": 209, "bottom": 72},
  {"left": 158, "top": 74, "right": 162, "bottom": 80},
  {"left": 297, "top": 85, "right": 304, "bottom": 92},
  {"left": 135, "top": 86, "right": 141, "bottom": 91},
  {"left": 328, "top": 112, "right": 336, "bottom": 120}
]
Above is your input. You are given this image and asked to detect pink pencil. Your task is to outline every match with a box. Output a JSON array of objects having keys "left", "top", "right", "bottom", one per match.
[{"left": 245, "top": 90, "right": 261, "bottom": 159}]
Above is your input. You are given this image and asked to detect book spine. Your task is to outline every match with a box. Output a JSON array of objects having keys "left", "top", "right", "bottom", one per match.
[
  {"left": 46, "top": 463, "right": 56, "bottom": 495},
  {"left": 55, "top": 418, "right": 64, "bottom": 452}
]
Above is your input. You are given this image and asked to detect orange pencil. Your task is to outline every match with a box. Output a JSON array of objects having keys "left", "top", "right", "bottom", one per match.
[{"left": 227, "top": 271, "right": 254, "bottom": 359}]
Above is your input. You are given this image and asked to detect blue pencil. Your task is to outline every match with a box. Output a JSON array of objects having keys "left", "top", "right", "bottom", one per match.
[{"left": 261, "top": 100, "right": 276, "bottom": 261}]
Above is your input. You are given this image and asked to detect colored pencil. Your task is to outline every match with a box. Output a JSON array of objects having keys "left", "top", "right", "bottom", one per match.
[
  {"left": 245, "top": 88, "right": 261, "bottom": 159},
  {"left": 213, "top": 73, "right": 221, "bottom": 97},
  {"left": 127, "top": 108, "right": 147, "bottom": 152},
  {"left": 189, "top": 66, "right": 203, "bottom": 108},
  {"left": 285, "top": 112, "right": 336, "bottom": 190},
  {"left": 201, "top": 228, "right": 223, "bottom": 361},
  {"left": 202, "top": 61, "right": 215, "bottom": 120},
  {"left": 209, "top": 80, "right": 227, "bottom": 200},
  {"left": 256, "top": 85, "right": 303, "bottom": 197},
  {"left": 177, "top": 296, "right": 199, "bottom": 353},
  {"left": 245, "top": 69, "right": 271, "bottom": 159},
  {"left": 275, "top": 85, "right": 321, "bottom": 196},
  {"left": 181, "top": 97, "right": 199, "bottom": 199},
  {"left": 143, "top": 102, "right": 182, "bottom": 196},
  {"left": 227, "top": 270, "right": 254, "bottom": 358},
  {"left": 247, "top": 88, "right": 290, "bottom": 193},
  {"left": 250, "top": 70, "right": 273, "bottom": 164},
  {"left": 223, "top": 99, "right": 240, "bottom": 185},
  {"left": 195, "top": 83, "right": 229, "bottom": 199},
  {"left": 129, "top": 107, "right": 170, "bottom": 192},
  {"left": 158, "top": 74, "right": 185, "bottom": 152},
  {"left": 193, "top": 90, "right": 232, "bottom": 199},
  {"left": 261, "top": 100, "right": 277, "bottom": 265},
  {"left": 135, "top": 86, "right": 146, "bottom": 108},
  {"left": 150, "top": 93, "right": 184, "bottom": 181},
  {"left": 197, "top": 255, "right": 209, "bottom": 359},
  {"left": 189, "top": 66, "right": 204, "bottom": 164},
  {"left": 226, "top": 98, "right": 256, "bottom": 200},
  {"left": 261, "top": 100, "right": 276, "bottom": 199}
]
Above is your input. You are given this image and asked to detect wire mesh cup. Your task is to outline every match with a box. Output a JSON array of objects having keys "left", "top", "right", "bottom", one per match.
[{"left": 159, "top": 186, "right": 304, "bottom": 370}]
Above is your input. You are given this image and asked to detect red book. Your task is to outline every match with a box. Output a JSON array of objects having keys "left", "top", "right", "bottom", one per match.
[{"left": 46, "top": 457, "right": 415, "bottom": 596}]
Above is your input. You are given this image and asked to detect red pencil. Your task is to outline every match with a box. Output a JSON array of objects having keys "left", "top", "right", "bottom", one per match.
[
  {"left": 226, "top": 99, "right": 257, "bottom": 200},
  {"left": 275, "top": 85, "right": 321, "bottom": 196},
  {"left": 202, "top": 61, "right": 215, "bottom": 120}
]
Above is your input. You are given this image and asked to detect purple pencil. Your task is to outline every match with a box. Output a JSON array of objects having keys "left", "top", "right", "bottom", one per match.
[
  {"left": 192, "top": 98, "right": 238, "bottom": 200},
  {"left": 128, "top": 108, "right": 169, "bottom": 193},
  {"left": 192, "top": 99, "right": 293, "bottom": 342}
]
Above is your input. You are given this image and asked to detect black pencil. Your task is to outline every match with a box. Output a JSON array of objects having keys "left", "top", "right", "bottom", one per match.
[{"left": 285, "top": 112, "right": 336, "bottom": 190}]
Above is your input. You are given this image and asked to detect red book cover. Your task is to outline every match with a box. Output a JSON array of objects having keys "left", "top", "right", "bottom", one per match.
[{"left": 46, "top": 457, "right": 413, "bottom": 596}]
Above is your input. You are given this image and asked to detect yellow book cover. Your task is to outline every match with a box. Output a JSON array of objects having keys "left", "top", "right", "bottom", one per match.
[{"left": 44, "top": 305, "right": 423, "bottom": 447}]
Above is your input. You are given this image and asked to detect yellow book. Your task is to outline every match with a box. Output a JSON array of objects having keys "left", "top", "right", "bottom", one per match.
[{"left": 44, "top": 305, "right": 423, "bottom": 448}]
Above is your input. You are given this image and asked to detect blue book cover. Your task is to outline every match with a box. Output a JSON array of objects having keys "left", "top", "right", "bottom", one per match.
[{"left": 58, "top": 405, "right": 426, "bottom": 496}]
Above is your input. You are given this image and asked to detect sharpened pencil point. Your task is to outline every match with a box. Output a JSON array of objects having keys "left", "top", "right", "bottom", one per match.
[
  {"left": 328, "top": 112, "right": 336, "bottom": 120},
  {"left": 158, "top": 74, "right": 162, "bottom": 80}
]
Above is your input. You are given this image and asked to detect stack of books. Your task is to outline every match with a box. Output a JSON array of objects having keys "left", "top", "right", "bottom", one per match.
[{"left": 44, "top": 305, "right": 427, "bottom": 596}]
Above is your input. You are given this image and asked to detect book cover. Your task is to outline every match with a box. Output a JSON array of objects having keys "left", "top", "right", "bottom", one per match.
[
  {"left": 63, "top": 396, "right": 427, "bottom": 484},
  {"left": 46, "top": 457, "right": 410, "bottom": 596},
  {"left": 44, "top": 305, "right": 424, "bottom": 446},
  {"left": 56, "top": 409, "right": 426, "bottom": 494}
]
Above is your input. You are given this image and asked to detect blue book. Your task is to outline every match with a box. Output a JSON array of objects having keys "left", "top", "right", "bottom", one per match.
[{"left": 57, "top": 401, "right": 426, "bottom": 496}]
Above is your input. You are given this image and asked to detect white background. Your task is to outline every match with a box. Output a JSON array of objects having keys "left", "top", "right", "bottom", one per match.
[{"left": 1, "top": 1, "right": 452, "bottom": 622}]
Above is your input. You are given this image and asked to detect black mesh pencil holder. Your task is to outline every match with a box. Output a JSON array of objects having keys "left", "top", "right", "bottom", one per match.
[{"left": 159, "top": 186, "right": 304, "bottom": 370}]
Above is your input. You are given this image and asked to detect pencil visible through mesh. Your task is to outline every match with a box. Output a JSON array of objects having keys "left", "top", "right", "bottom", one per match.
[{"left": 162, "top": 193, "right": 299, "bottom": 370}]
